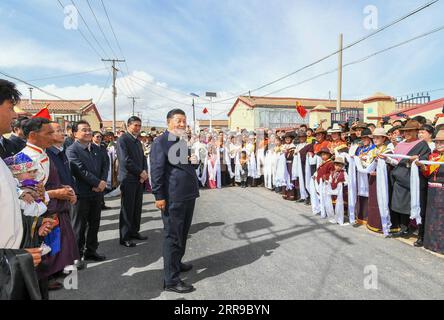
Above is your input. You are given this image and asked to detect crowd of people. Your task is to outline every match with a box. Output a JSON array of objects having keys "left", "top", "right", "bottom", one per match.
[
  {"left": 2, "top": 77, "right": 444, "bottom": 299},
  {"left": 183, "top": 114, "right": 444, "bottom": 257}
]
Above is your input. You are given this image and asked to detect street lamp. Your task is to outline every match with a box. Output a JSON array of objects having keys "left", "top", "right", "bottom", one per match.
[
  {"left": 205, "top": 92, "right": 217, "bottom": 132},
  {"left": 190, "top": 93, "right": 199, "bottom": 134}
]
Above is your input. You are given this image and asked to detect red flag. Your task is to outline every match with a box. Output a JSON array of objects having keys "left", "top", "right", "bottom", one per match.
[
  {"left": 33, "top": 104, "right": 52, "bottom": 120},
  {"left": 296, "top": 101, "right": 307, "bottom": 118},
  {"left": 203, "top": 107, "right": 209, "bottom": 114}
]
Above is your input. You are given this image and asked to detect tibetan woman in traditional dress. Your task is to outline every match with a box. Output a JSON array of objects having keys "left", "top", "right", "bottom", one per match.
[
  {"left": 354, "top": 128, "right": 376, "bottom": 226},
  {"left": 416, "top": 130, "right": 444, "bottom": 251},
  {"left": 366, "top": 128, "right": 394, "bottom": 233}
]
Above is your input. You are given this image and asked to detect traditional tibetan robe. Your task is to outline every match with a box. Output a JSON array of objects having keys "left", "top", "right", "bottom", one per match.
[
  {"left": 367, "top": 144, "right": 397, "bottom": 233},
  {"left": 325, "top": 169, "right": 348, "bottom": 224},
  {"left": 329, "top": 140, "right": 348, "bottom": 156},
  {"left": 21, "top": 143, "right": 50, "bottom": 185},
  {"left": 313, "top": 140, "right": 330, "bottom": 155},
  {"left": 282, "top": 143, "right": 296, "bottom": 200},
  {"left": 354, "top": 144, "right": 376, "bottom": 225},
  {"left": 423, "top": 152, "right": 444, "bottom": 254},
  {"left": 389, "top": 140, "right": 430, "bottom": 229},
  {"left": 315, "top": 159, "right": 335, "bottom": 184}
]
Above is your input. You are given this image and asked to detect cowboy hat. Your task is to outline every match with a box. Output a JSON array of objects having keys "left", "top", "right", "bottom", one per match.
[
  {"left": 315, "top": 127, "right": 327, "bottom": 135},
  {"left": 434, "top": 130, "right": 444, "bottom": 141},
  {"left": 360, "top": 128, "right": 373, "bottom": 138},
  {"left": 333, "top": 156, "right": 346, "bottom": 165},
  {"left": 328, "top": 123, "right": 342, "bottom": 134},
  {"left": 399, "top": 120, "right": 422, "bottom": 131},
  {"left": 352, "top": 122, "right": 367, "bottom": 129},
  {"left": 371, "top": 128, "right": 389, "bottom": 138},
  {"left": 316, "top": 147, "right": 332, "bottom": 156}
]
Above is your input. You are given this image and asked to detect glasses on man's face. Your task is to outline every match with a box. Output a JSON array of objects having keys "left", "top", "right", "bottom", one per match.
[{"left": 436, "top": 141, "right": 444, "bottom": 146}]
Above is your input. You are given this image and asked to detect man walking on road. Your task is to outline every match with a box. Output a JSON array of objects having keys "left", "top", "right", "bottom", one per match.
[
  {"left": 117, "top": 116, "right": 148, "bottom": 248},
  {"left": 150, "top": 109, "right": 200, "bottom": 294}
]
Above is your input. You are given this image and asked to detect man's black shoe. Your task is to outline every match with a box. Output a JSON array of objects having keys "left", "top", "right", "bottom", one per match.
[
  {"left": 120, "top": 240, "right": 137, "bottom": 248},
  {"left": 180, "top": 263, "right": 193, "bottom": 272},
  {"left": 75, "top": 260, "right": 87, "bottom": 270},
  {"left": 164, "top": 281, "right": 195, "bottom": 293},
  {"left": 84, "top": 252, "right": 106, "bottom": 262},
  {"left": 131, "top": 233, "right": 148, "bottom": 241},
  {"left": 414, "top": 238, "right": 424, "bottom": 247},
  {"left": 48, "top": 280, "right": 63, "bottom": 291}
]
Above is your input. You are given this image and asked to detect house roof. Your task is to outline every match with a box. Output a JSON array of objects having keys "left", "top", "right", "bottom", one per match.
[
  {"left": 227, "top": 96, "right": 363, "bottom": 116},
  {"left": 16, "top": 99, "right": 103, "bottom": 123},
  {"left": 102, "top": 120, "right": 127, "bottom": 129},
  {"left": 384, "top": 97, "right": 444, "bottom": 119},
  {"left": 197, "top": 119, "right": 229, "bottom": 126}
]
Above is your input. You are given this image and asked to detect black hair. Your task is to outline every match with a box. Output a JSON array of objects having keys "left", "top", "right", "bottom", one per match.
[
  {"left": 412, "top": 115, "right": 427, "bottom": 125},
  {"left": 66, "top": 123, "right": 73, "bottom": 130},
  {"left": 387, "top": 125, "right": 402, "bottom": 135},
  {"left": 12, "top": 116, "right": 29, "bottom": 130},
  {"left": 367, "top": 123, "right": 376, "bottom": 129},
  {"left": 0, "top": 79, "right": 21, "bottom": 106},
  {"left": 22, "top": 117, "right": 51, "bottom": 138},
  {"left": 420, "top": 124, "right": 434, "bottom": 135},
  {"left": 127, "top": 116, "right": 142, "bottom": 125},
  {"left": 71, "top": 120, "right": 90, "bottom": 133},
  {"left": 307, "top": 128, "right": 314, "bottom": 133},
  {"left": 92, "top": 131, "right": 103, "bottom": 137},
  {"left": 166, "top": 109, "right": 186, "bottom": 120}
]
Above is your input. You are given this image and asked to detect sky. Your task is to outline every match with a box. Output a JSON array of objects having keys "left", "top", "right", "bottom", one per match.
[{"left": 0, "top": 0, "right": 443, "bottom": 126}]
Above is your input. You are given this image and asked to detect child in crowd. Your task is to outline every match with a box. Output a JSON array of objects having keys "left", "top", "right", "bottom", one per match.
[{"left": 240, "top": 151, "right": 249, "bottom": 188}]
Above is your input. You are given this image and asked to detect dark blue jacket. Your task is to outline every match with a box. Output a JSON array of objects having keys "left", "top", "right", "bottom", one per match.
[
  {"left": 66, "top": 141, "right": 109, "bottom": 198},
  {"left": 116, "top": 132, "right": 147, "bottom": 183},
  {"left": 8, "top": 134, "right": 26, "bottom": 154},
  {"left": 47, "top": 146, "right": 75, "bottom": 190},
  {"left": 150, "top": 130, "right": 199, "bottom": 202}
]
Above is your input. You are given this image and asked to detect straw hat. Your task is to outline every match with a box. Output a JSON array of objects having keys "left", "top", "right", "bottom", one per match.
[
  {"left": 315, "top": 127, "right": 327, "bottom": 135},
  {"left": 372, "top": 128, "right": 389, "bottom": 138},
  {"left": 328, "top": 123, "right": 342, "bottom": 134},
  {"left": 399, "top": 120, "right": 421, "bottom": 131}
]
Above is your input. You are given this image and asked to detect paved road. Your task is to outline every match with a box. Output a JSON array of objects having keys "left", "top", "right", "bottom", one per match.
[{"left": 52, "top": 187, "right": 444, "bottom": 300}]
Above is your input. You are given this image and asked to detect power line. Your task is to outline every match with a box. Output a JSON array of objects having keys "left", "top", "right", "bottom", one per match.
[
  {"left": 86, "top": 0, "right": 118, "bottom": 59},
  {"left": 213, "top": 0, "right": 440, "bottom": 103},
  {"left": 69, "top": 0, "right": 110, "bottom": 58},
  {"left": 26, "top": 67, "right": 108, "bottom": 82},
  {"left": 259, "top": 24, "right": 444, "bottom": 97}
]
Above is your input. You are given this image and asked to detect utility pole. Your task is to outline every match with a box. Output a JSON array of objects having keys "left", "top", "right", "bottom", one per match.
[
  {"left": 28, "top": 87, "right": 33, "bottom": 107},
  {"left": 336, "top": 33, "right": 343, "bottom": 113},
  {"left": 128, "top": 96, "right": 140, "bottom": 116},
  {"left": 102, "top": 58, "right": 125, "bottom": 133},
  {"left": 205, "top": 92, "right": 217, "bottom": 132}
]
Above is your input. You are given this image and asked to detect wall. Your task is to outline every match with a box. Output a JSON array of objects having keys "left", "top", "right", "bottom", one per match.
[
  {"left": 82, "top": 110, "right": 102, "bottom": 131},
  {"left": 229, "top": 100, "right": 255, "bottom": 131}
]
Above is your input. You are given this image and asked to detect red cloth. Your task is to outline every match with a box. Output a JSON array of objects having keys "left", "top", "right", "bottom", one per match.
[
  {"left": 33, "top": 106, "right": 52, "bottom": 120},
  {"left": 203, "top": 107, "right": 209, "bottom": 114},
  {"left": 316, "top": 160, "right": 335, "bottom": 183},
  {"left": 330, "top": 170, "right": 346, "bottom": 189},
  {"left": 313, "top": 140, "right": 330, "bottom": 154},
  {"left": 296, "top": 102, "right": 308, "bottom": 118}
]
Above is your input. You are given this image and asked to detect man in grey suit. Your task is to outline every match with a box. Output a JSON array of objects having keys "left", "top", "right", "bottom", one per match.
[
  {"left": 117, "top": 116, "right": 148, "bottom": 248},
  {"left": 150, "top": 109, "right": 200, "bottom": 294}
]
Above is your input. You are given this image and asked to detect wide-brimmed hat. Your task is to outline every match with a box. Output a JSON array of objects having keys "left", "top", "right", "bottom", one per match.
[
  {"left": 360, "top": 128, "right": 373, "bottom": 138},
  {"left": 434, "top": 130, "right": 444, "bottom": 141},
  {"left": 399, "top": 120, "right": 422, "bottom": 131},
  {"left": 328, "top": 123, "right": 342, "bottom": 134},
  {"left": 352, "top": 122, "right": 367, "bottom": 130},
  {"left": 315, "top": 127, "right": 327, "bottom": 135},
  {"left": 333, "top": 156, "right": 346, "bottom": 165},
  {"left": 316, "top": 147, "right": 332, "bottom": 156},
  {"left": 372, "top": 128, "right": 389, "bottom": 138}
]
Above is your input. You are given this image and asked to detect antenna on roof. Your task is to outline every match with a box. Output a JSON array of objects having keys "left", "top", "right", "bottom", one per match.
[{"left": 248, "top": 90, "right": 251, "bottom": 99}]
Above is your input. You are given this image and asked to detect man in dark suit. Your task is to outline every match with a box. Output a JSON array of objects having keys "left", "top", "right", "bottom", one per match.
[
  {"left": 66, "top": 120, "right": 109, "bottom": 262},
  {"left": 150, "top": 109, "right": 200, "bottom": 294},
  {"left": 8, "top": 116, "right": 28, "bottom": 153},
  {"left": 117, "top": 116, "right": 148, "bottom": 248},
  {"left": 0, "top": 135, "right": 19, "bottom": 159}
]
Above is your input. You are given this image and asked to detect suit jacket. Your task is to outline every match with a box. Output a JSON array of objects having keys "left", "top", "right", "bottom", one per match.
[
  {"left": 8, "top": 135, "right": 26, "bottom": 154},
  {"left": 0, "top": 137, "right": 20, "bottom": 159},
  {"left": 66, "top": 141, "right": 109, "bottom": 198},
  {"left": 116, "top": 132, "right": 147, "bottom": 183},
  {"left": 150, "top": 130, "right": 199, "bottom": 202}
]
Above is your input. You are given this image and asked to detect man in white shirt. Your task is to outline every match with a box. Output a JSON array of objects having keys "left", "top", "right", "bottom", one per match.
[{"left": 0, "top": 79, "right": 42, "bottom": 265}]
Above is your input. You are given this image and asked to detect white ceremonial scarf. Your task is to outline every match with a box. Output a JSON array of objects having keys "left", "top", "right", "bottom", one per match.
[
  {"left": 224, "top": 147, "right": 235, "bottom": 179},
  {"left": 354, "top": 158, "right": 377, "bottom": 197},
  {"left": 264, "top": 150, "right": 274, "bottom": 189},
  {"left": 208, "top": 150, "right": 222, "bottom": 189},
  {"left": 274, "top": 153, "right": 288, "bottom": 188},
  {"left": 234, "top": 152, "right": 242, "bottom": 183},
  {"left": 376, "top": 158, "right": 392, "bottom": 236},
  {"left": 256, "top": 148, "right": 265, "bottom": 178},
  {"left": 292, "top": 153, "right": 308, "bottom": 200},
  {"left": 339, "top": 153, "right": 357, "bottom": 224},
  {"left": 309, "top": 176, "right": 320, "bottom": 215},
  {"left": 0, "top": 159, "right": 23, "bottom": 249},
  {"left": 385, "top": 154, "right": 421, "bottom": 224},
  {"left": 325, "top": 182, "right": 345, "bottom": 225}
]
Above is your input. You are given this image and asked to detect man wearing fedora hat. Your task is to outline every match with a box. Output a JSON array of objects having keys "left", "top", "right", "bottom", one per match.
[{"left": 381, "top": 120, "right": 431, "bottom": 242}]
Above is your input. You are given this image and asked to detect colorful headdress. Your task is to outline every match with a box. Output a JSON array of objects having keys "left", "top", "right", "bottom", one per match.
[{"left": 4, "top": 152, "right": 39, "bottom": 175}]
